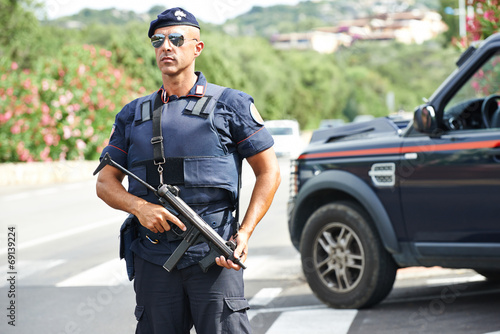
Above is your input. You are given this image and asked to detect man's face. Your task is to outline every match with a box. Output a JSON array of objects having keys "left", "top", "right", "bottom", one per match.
[{"left": 153, "top": 26, "right": 203, "bottom": 77}]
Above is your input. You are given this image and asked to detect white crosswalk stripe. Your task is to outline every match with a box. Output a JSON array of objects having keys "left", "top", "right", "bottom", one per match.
[
  {"left": 0, "top": 259, "right": 66, "bottom": 287},
  {"left": 249, "top": 287, "right": 283, "bottom": 307},
  {"left": 56, "top": 258, "right": 130, "bottom": 287},
  {"left": 243, "top": 254, "right": 303, "bottom": 281},
  {"left": 266, "top": 308, "right": 357, "bottom": 334}
]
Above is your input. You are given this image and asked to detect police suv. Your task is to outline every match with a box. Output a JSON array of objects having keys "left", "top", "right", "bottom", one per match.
[{"left": 288, "top": 33, "right": 500, "bottom": 309}]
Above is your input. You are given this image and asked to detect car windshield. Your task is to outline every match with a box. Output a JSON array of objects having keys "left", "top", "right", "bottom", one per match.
[{"left": 267, "top": 127, "right": 294, "bottom": 135}]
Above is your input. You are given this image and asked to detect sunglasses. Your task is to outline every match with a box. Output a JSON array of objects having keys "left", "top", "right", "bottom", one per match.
[{"left": 151, "top": 33, "right": 198, "bottom": 48}]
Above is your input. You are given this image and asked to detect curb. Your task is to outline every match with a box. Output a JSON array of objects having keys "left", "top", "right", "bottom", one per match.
[
  {"left": 396, "top": 266, "right": 476, "bottom": 280},
  {"left": 0, "top": 160, "right": 99, "bottom": 186}
]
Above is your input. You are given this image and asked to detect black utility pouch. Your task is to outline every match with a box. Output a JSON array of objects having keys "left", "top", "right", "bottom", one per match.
[{"left": 120, "top": 214, "right": 138, "bottom": 281}]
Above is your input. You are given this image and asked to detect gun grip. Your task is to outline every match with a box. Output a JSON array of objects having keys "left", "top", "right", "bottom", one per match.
[
  {"left": 198, "top": 248, "right": 220, "bottom": 273},
  {"left": 163, "top": 227, "right": 200, "bottom": 272}
]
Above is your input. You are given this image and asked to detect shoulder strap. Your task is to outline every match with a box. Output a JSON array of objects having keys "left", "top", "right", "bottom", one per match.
[
  {"left": 184, "top": 84, "right": 227, "bottom": 118},
  {"left": 134, "top": 92, "right": 157, "bottom": 125},
  {"left": 150, "top": 92, "right": 165, "bottom": 168}
]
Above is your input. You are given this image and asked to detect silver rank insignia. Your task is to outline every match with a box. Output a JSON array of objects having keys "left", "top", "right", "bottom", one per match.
[{"left": 175, "top": 10, "right": 187, "bottom": 21}]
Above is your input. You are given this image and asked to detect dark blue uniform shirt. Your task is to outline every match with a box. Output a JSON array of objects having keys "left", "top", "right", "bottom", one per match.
[{"left": 101, "top": 72, "right": 274, "bottom": 269}]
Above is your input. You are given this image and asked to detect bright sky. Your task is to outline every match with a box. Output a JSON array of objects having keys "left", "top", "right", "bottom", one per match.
[{"left": 42, "top": 0, "right": 303, "bottom": 24}]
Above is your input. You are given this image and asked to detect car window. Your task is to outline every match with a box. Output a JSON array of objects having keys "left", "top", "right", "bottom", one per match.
[{"left": 443, "top": 51, "right": 500, "bottom": 130}]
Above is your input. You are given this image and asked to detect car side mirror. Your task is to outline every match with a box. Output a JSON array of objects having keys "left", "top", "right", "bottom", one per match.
[{"left": 413, "top": 105, "right": 437, "bottom": 134}]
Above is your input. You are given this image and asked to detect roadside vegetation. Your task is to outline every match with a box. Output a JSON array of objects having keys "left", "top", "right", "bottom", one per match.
[{"left": 0, "top": 0, "right": 497, "bottom": 162}]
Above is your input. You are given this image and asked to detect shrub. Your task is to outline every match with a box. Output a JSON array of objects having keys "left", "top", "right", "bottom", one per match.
[{"left": 0, "top": 44, "right": 146, "bottom": 162}]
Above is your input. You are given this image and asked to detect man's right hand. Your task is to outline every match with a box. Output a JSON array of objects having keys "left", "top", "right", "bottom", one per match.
[
  {"left": 134, "top": 202, "right": 186, "bottom": 233},
  {"left": 96, "top": 164, "right": 186, "bottom": 233}
]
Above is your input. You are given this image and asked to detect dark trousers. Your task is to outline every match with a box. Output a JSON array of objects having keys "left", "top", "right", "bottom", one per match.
[{"left": 134, "top": 255, "right": 251, "bottom": 334}]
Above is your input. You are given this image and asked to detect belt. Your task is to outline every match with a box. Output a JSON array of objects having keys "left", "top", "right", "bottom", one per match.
[{"left": 137, "top": 209, "right": 232, "bottom": 244}]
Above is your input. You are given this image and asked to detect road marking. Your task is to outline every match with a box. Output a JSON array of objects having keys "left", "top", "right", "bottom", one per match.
[
  {"left": 56, "top": 258, "right": 130, "bottom": 287},
  {"left": 248, "top": 304, "right": 327, "bottom": 322},
  {"left": 249, "top": 288, "right": 283, "bottom": 307},
  {"left": 243, "top": 254, "right": 302, "bottom": 281},
  {"left": 0, "top": 217, "right": 121, "bottom": 255},
  {"left": 425, "top": 274, "right": 485, "bottom": 286},
  {"left": 264, "top": 307, "right": 357, "bottom": 334},
  {"left": 0, "top": 259, "right": 66, "bottom": 287},
  {"left": 0, "top": 180, "right": 94, "bottom": 202}
]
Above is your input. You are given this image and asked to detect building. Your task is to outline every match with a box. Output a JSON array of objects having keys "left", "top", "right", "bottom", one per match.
[{"left": 270, "top": 9, "right": 448, "bottom": 53}]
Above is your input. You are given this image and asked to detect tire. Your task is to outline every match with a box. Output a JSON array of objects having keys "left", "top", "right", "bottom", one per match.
[{"left": 300, "top": 201, "right": 397, "bottom": 309}]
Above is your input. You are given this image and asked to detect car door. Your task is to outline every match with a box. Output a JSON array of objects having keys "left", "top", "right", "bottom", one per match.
[
  {"left": 399, "top": 50, "right": 500, "bottom": 262},
  {"left": 400, "top": 129, "right": 500, "bottom": 243}
]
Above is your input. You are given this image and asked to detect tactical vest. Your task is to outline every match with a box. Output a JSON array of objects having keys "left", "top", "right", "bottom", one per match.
[{"left": 126, "top": 84, "right": 240, "bottom": 213}]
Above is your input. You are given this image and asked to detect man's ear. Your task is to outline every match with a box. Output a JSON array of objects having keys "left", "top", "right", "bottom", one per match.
[{"left": 194, "top": 41, "right": 204, "bottom": 58}]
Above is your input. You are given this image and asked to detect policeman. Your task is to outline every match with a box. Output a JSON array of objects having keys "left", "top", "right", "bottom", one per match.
[{"left": 95, "top": 7, "right": 281, "bottom": 334}]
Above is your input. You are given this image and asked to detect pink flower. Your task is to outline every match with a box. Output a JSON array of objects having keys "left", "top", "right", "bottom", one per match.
[
  {"left": 44, "top": 134, "right": 55, "bottom": 146},
  {"left": 59, "top": 94, "right": 69, "bottom": 106},
  {"left": 484, "top": 10, "right": 499, "bottom": 22},
  {"left": 11, "top": 124, "right": 21, "bottom": 134},
  {"left": 16, "top": 141, "right": 33, "bottom": 162},
  {"left": 54, "top": 110, "right": 63, "bottom": 120},
  {"left": 63, "top": 126, "right": 72, "bottom": 139},
  {"left": 78, "top": 64, "right": 86, "bottom": 76},
  {"left": 113, "top": 69, "right": 122, "bottom": 80},
  {"left": 42, "top": 79, "right": 50, "bottom": 91},
  {"left": 471, "top": 81, "right": 480, "bottom": 92},
  {"left": 40, "top": 147, "right": 51, "bottom": 161},
  {"left": 41, "top": 114, "right": 52, "bottom": 126},
  {"left": 42, "top": 103, "right": 50, "bottom": 114},
  {"left": 84, "top": 127, "right": 94, "bottom": 138},
  {"left": 76, "top": 139, "right": 86, "bottom": 151},
  {"left": 23, "top": 78, "right": 31, "bottom": 89},
  {"left": 11, "top": 62, "right": 18, "bottom": 70},
  {"left": 0, "top": 110, "right": 13, "bottom": 123},
  {"left": 99, "top": 49, "right": 112, "bottom": 58}
]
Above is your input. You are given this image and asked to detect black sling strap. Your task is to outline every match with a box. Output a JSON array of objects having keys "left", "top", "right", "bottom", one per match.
[{"left": 150, "top": 92, "right": 165, "bottom": 166}]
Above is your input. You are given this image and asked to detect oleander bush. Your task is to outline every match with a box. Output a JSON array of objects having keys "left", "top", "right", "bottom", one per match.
[
  {"left": 0, "top": 44, "right": 145, "bottom": 162},
  {"left": 453, "top": 0, "right": 500, "bottom": 48}
]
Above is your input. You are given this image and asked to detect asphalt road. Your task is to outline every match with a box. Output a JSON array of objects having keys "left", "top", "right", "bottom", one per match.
[{"left": 0, "top": 157, "right": 499, "bottom": 333}]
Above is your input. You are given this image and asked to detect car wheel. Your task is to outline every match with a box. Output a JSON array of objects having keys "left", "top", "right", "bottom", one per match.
[{"left": 300, "top": 201, "right": 397, "bottom": 309}]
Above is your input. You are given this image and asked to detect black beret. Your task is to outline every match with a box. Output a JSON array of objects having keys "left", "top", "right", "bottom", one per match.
[{"left": 148, "top": 7, "right": 200, "bottom": 38}]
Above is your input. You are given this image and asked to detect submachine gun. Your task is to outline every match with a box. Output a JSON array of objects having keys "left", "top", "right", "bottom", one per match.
[{"left": 93, "top": 152, "right": 246, "bottom": 272}]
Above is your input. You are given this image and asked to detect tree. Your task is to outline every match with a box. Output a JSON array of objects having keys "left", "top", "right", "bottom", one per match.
[{"left": 0, "top": 0, "right": 41, "bottom": 65}]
